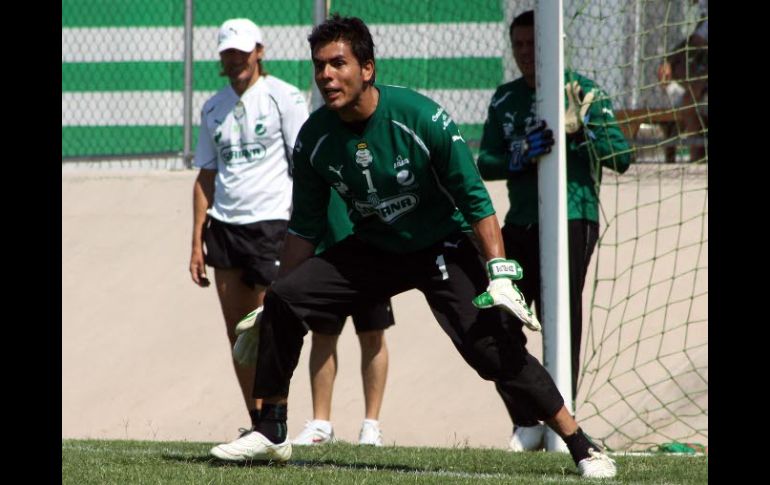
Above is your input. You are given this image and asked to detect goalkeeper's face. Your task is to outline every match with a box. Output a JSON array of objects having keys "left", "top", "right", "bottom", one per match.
[
  {"left": 313, "top": 40, "right": 375, "bottom": 117},
  {"left": 511, "top": 26, "right": 535, "bottom": 85}
]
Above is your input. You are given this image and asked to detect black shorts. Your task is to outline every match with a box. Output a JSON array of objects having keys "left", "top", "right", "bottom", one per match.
[
  {"left": 203, "top": 217, "right": 288, "bottom": 288},
  {"left": 255, "top": 233, "right": 565, "bottom": 421},
  {"left": 312, "top": 298, "right": 395, "bottom": 336}
]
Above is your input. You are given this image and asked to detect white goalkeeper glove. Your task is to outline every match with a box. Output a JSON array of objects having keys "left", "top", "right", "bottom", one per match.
[
  {"left": 564, "top": 80, "right": 596, "bottom": 135},
  {"left": 232, "top": 306, "right": 263, "bottom": 367},
  {"left": 472, "top": 258, "right": 541, "bottom": 332}
]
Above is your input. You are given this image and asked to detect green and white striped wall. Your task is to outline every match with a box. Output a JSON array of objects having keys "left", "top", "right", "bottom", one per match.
[{"left": 62, "top": 0, "right": 509, "bottom": 159}]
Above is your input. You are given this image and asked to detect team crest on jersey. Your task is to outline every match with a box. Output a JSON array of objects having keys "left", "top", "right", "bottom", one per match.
[
  {"left": 355, "top": 142, "right": 373, "bottom": 168},
  {"left": 214, "top": 128, "right": 223, "bottom": 144},
  {"left": 367, "top": 192, "right": 380, "bottom": 206},
  {"left": 254, "top": 123, "right": 266, "bottom": 136}
]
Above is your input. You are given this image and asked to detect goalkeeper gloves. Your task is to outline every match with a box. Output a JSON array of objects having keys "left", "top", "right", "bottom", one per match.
[
  {"left": 509, "top": 120, "right": 554, "bottom": 172},
  {"left": 232, "top": 306, "right": 263, "bottom": 366},
  {"left": 472, "top": 258, "right": 542, "bottom": 331},
  {"left": 564, "top": 80, "right": 596, "bottom": 135}
]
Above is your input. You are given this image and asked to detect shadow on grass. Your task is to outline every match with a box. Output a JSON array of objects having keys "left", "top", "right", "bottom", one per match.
[{"left": 161, "top": 453, "right": 461, "bottom": 475}]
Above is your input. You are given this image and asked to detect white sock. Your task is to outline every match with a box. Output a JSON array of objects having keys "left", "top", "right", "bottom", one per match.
[{"left": 310, "top": 419, "right": 333, "bottom": 433}]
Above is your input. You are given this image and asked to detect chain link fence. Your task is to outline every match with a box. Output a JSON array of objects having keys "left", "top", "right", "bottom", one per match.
[{"left": 62, "top": 0, "right": 315, "bottom": 164}]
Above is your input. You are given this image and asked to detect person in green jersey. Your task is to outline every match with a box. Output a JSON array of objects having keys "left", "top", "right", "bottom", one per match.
[
  {"left": 211, "top": 14, "right": 617, "bottom": 479},
  {"left": 477, "top": 10, "right": 631, "bottom": 452}
]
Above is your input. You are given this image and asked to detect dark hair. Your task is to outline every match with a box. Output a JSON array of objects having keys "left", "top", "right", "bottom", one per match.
[
  {"left": 509, "top": 10, "right": 534, "bottom": 37},
  {"left": 256, "top": 44, "right": 268, "bottom": 76},
  {"left": 308, "top": 13, "right": 376, "bottom": 84}
]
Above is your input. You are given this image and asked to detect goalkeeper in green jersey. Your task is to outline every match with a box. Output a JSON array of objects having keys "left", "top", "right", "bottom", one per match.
[
  {"left": 477, "top": 10, "right": 631, "bottom": 452},
  {"left": 212, "top": 13, "right": 617, "bottom": 479}
]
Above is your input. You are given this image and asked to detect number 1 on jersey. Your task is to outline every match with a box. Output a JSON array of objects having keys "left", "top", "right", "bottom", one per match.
[{"left": 362, "top": 169, "right": 377, "bottom": 194}]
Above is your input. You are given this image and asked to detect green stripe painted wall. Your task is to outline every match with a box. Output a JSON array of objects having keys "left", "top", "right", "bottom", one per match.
[
  {"left": 62, "top": 0, "right": 505, "bottom": 159},
  {"left": 62, "top": 0, "right": 500, "bottom": 27},
  {"left": 63, "top": 0, "right": 314, "bottom": 27},
  {"left": 62, "top": 124, "right": 484, "bottom": 159},
  {"left": 62, "top": 58, "right": 501, "bottom": 92},
  {"left": 330, "top": 0, "right": 503, "bottom": 24}
]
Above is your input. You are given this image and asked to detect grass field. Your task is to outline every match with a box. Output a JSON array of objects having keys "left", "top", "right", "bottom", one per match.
[{"left": 62, "top": 439, "right": 707, "bottom": 484}]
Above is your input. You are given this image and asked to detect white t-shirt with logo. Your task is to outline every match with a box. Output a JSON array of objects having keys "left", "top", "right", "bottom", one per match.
[{"left": 194, "top": 75, "right": 309, "bottom": 225}]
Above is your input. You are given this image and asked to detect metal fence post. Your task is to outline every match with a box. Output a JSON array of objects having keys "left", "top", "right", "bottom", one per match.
[{"left": 182, "top": 0, "right": 194, "bottom": 168}]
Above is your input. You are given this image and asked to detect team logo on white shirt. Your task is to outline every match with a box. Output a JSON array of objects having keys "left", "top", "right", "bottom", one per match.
[
  {"left": 355, "top": 142, "right": 373, "bottom": 168},
  {"left": 255, "top": 123, "right": 266, "bottom": 136}
]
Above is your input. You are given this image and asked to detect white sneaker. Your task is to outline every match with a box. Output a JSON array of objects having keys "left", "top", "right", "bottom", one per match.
[
  {"left": 358, "top": 419, "right": 383, "bottom": 446},
  {"left": 291, "top": 420, "right": 335, "bottom": 445},
  {"left": 578, "top": 448, "right": 617, "bottom": 479},
  {"left": 508, "top": 424, "right": 545, "bottom": 451},
  {"left": 210, "top": 429, "right": 292, "bottom": 463}
]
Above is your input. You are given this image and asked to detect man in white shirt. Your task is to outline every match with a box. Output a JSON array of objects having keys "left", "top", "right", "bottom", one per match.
[{"left": 188, "top": 17, "right": 309, "bottom": 432}]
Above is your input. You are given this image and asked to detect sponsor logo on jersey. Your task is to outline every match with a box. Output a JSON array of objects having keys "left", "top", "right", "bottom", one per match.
[
  {"left": 396, "top": 169, "right": 415, "bottom": 186},
  {"left": 221, "top": 142, "right": 266, "bottom": 164},
  {"left": 214, "top": 129, "right": 223, "bottom": 144},
  {"left": 393, "top": 154, "right": 410, "bottom": 169},
  {"left": 353, "top": 194, "right": 419, "bottom": 223},
  {"left": 431, "top": 106, "right": 453, "bottom": 130},
  {"left": 355, "top": 142, "right": 373, "bottom": 168},
  {"left": 255, "top": 123, "right": 266, "bottom": 136},
  {"left": 441, "top": 113, "right": 452, "bottom": 130}
]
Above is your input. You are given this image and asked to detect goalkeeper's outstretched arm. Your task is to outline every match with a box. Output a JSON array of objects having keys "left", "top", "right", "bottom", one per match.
[{"left": 470, "top": 214, "right": 506, "bottom": 262}]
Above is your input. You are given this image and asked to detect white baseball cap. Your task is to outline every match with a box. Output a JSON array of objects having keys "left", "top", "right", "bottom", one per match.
[{"left": 217, "top": 18, "right": 263, "bottom": 53}]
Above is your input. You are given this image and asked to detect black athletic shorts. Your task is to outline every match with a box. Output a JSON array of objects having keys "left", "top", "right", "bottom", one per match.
[
  {"left": 203, "top": 216, "right": 288, "bottom": 288},
  {"left": 313, "top": 298, "right": 395, "bottom": 336}
]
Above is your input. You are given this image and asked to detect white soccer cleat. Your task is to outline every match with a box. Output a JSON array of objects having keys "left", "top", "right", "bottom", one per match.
[
  {"left": 358, "top": 419, "right": 384, "bottom": 446},
  {"left": 508, "top": 424, "right": 545, "bottom": 452},
  {"left": 210, "top": 429, "right": 292, "bottom": 463},
  {"left": 291, "top": 420, "right": 336, "bottom": 445},
  {"left": 577, "top": 448, "right": 617, "bottom": 479}
]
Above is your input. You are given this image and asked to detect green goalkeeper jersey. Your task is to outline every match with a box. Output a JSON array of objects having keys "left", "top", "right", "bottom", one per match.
[
  {"left": 315, "top": 190, "right": 354, "bottom": 255},
  {"left": 477, "top": 71, "right": 632, "bottom": 226},
  {"left": 289, "top": 84, "right": 495, "bottom": 253}
]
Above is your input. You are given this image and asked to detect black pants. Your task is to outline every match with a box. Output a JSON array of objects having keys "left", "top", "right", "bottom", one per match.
[
  {"left": 496, "top": 220, "right": 599, "bottom": 425},
  {"left": 252, "top": 233, "right": 565, "bottom": 423}
]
